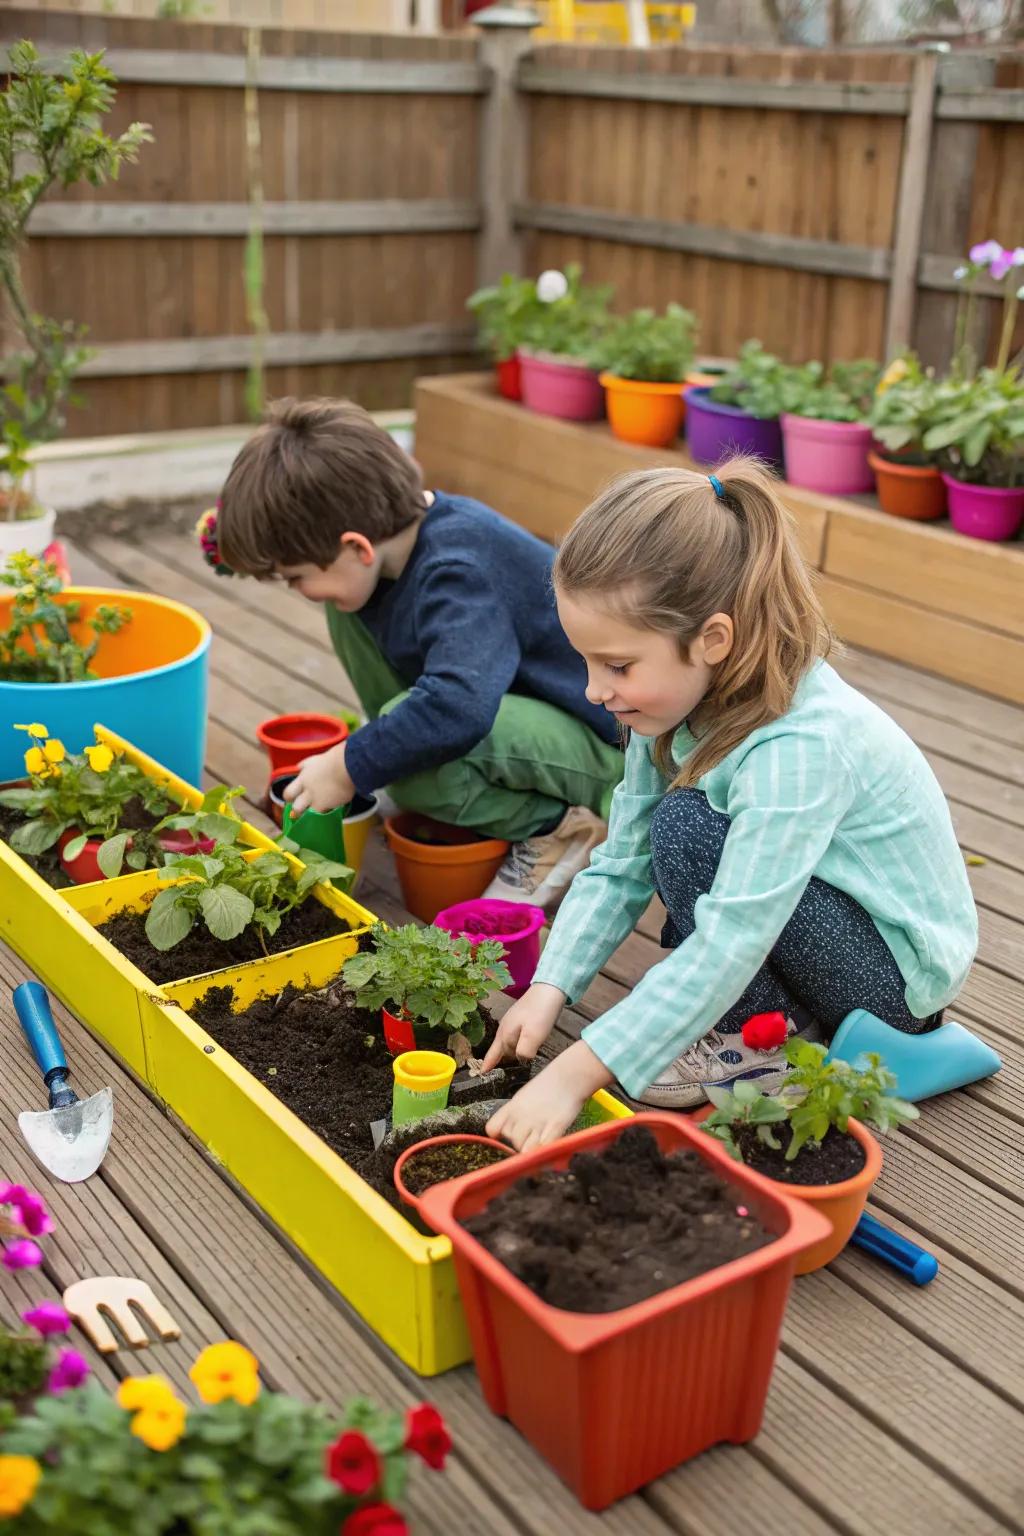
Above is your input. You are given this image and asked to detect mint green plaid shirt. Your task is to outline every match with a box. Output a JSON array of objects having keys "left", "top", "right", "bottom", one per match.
[{"left": 534, "top": 662, "right": 977, "bottom": 1098}]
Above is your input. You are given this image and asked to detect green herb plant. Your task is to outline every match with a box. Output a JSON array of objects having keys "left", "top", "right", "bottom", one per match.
[
  {"left": 0, "top": 553, "right": 132, "bottom": 683},
  {"left": 868, "top": 353, "right": 940, "bottom": 462},
  {"left": 343, "top": 922, "right": 512, "bottom": 1049},
  {"left": 708, "top": 340, "right": 793, "bottom": 419},
  {"left": 781, "top": 358, "right": 881, "bottom": 422},
  {"left": 467, "top": 273, "right": 543, "bottom": 362},
  {"left": 596, "top": 303, "right": 698, "bottom": 383},
  {"left": 519, "top": 264, "right": 613, "bottom": 363},
  {"left": 920, "top": 368, "right": 1024, "bottom": 487}
]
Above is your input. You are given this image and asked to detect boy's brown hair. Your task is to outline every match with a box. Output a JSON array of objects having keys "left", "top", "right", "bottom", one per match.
[{"left": 218, "top": 397, "right": 425, "bottom": 577}]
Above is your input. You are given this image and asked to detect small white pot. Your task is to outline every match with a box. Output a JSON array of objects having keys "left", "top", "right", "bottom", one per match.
[{"left": 0, "top": 508, "right": 57, "bottom": 562}]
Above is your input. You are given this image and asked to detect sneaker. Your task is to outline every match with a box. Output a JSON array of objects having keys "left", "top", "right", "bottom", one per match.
[
  {"left": 482, "top": 806, "right": 608, "bottom": 912},
  {"left": 637, "top": 1011, "right": 823, "bottom": 1111}
]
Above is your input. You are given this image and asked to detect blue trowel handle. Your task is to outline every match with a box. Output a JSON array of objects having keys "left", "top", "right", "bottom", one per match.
[
  {"left": 13, "top": 982, "right": 69, "bottom": 1085},
  {"left": 851, "top": 1212, "right": 938, "bottom": 1286}
]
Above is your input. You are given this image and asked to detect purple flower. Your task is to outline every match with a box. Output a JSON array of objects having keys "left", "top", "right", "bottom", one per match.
[
  {"left": 991, "top": 249, "right": 1016, "bottom": 280},
  {"left": 22, "top": 1301, "right": 71, "bottom": 1338},
  {"left": 1012, "top": 247, "right": 1024, "bottom": 268},
  {"left": 0, "top": 1183, "right": 28, "bottom": 1209},
  {"left": 14, "top": 1194, "right": 53, "bottom": 1239},
  {"left": 970, "top": 239, "right": 1004, "bottom": 266},
  {"left": 2, "top": 1239, "right": 43, "bottom": 1270},
  {"left": 47, "top": 1348, "right": 90, "bottom": 1394}
]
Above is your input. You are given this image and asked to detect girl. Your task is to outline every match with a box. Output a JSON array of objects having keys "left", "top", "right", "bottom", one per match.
[{"left": 484, "top": 459, "right": 978, "bottom": 1152}]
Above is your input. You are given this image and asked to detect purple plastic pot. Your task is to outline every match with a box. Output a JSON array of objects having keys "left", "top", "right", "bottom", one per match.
[
  {"left": 434, "top": 897, "right": 546, "bottom": 999},
  {"left": 683, "top": 387, "right": 783, "bottom": 471},
  {"left": 781, "top": 414, "right": 874, "bottom": 495},
  {"left": 942, "top": 476, "right": 1024, "bottom": 543},
  {"left": 518, "top": 349, "right": 605, "bottom": 422}
]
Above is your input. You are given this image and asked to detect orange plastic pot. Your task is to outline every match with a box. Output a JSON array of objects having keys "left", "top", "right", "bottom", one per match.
[
  {"left": 869, "top": 451, "right": 947, "bottom": 521},
  {"left": 394, "top": 1133, "right": 514, "bottom": 1222},
  {"left": 599, "top": 373, "right": 686, "bottom": 448},
  {"left": 419, "top": 1113, "right": 828, "bottom": 1509},
  {"left": 384, "top": 812, "right": 508, "bottom": 923}
]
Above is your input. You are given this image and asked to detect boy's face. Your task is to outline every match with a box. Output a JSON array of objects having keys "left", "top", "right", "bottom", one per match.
[{"left": 275, "top": 536, "right": 379, "bottom": 612}]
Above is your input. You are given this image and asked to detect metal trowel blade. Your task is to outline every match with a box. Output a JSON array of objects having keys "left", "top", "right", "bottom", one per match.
[{"left": 18, "top": 1087, "right": 114, "bottom": 1183}]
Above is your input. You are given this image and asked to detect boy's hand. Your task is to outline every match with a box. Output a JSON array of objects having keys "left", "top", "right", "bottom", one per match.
[
  {"left": 284, "top": 742, "right": 356, "bottom": 816},
  {"left": 480, "top": 982, "right": 566, "bottom": 1073},
  {"left": 487, "top": 1041, "right": 613, "bottom": 1152}
]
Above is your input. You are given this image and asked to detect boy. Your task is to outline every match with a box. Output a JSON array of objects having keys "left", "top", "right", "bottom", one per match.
[{"left": 216, "top": 397, "right": 624, "bottom": 908}]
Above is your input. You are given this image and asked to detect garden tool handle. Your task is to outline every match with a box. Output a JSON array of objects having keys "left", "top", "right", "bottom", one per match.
[
  {"left": 13, "top": 981, "right": 68, "bottom": 1084},
  {"left": 850, "top": 1212, "right": 938, "bottom": 1286}
]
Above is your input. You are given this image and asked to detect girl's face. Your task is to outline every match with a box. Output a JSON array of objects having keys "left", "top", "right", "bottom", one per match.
[{"left": 556, "top": 590, "right": 732, "bottom": 738}]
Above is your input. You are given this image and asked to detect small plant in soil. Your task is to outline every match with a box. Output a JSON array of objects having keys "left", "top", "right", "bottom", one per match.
[
  {"left": 0, "top": 553, "right": 132, "bottom": 683},
  {"left": 343, "top": 922, "right": 512, "bottom": 1055},
  {"left": 400, "top": 1141, "right": 510, "bottom": 1198},
  {"left": 98, "top": 784, "right": 249, "bottom": 878}
]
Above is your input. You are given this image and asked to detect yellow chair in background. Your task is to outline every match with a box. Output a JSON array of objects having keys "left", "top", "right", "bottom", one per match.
[{"left": 533, "top": 0, "right": 696, "bottom": 44}]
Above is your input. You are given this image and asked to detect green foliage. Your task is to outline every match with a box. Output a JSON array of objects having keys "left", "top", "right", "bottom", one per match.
[
  {"left": 0, "top": 552, "right": 132, "bottom": 682},
  {"left": 0, "top": 735, "right": 172, "bottom": 859},
  {"left": 145, "top": 842, "right": 350, "bottom": 953},
  {"left": 0, "top": 43, "right": 151, "bottom": 511},
  {"left": 343, "top": 922, "right": 511, "bottom": 1046},
  {"left": 595, "top": 303, "right": 698, "bottom": 383},
  {"left": 868, "top": 353, "right": 940, "bottom": 459},
  {"left": 708, "top": 340, "right": 793, "bottom": 419},
  {"left": 921, "top": 367, "right": 1024, "bottom": 487},
  {"left": 781, "top": 357, "right": 881, "bottom": 422},
  {"left": 97, "top": 785, "right": 247, "bottom": 878},
  {"left": 703, "top": 1040, "right": 919, "bottom": 1164},
  {"left": 0, "top": 1330, "right": 47, "bottom": 1403},
  {"left": 518, "top": 264, "right": 613, "bottom": 363},
  {"left": 467, "top": 273, "right": 543, "bottom": 362}
]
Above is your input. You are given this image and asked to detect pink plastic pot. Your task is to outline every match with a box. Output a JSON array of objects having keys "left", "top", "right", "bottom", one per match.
[
  {"left": 781, "top": 414, "right": 874, "bottom": 495},
  {"left": 942, "top": 475, "right": 1024, "bottom": 542},
  {"left": 57, "top": 825, "right": 215, "bottom": 884},
  {"left": 434, "top": 897, "right": 546, "bottom": 998},
  {"left": 518, "top": 349, "right": 605, "bottom": 422}
]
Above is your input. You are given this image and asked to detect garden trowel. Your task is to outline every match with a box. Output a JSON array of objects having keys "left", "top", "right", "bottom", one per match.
[{"left": 13, "top": 981, "right": 113, "bottom": 1184}]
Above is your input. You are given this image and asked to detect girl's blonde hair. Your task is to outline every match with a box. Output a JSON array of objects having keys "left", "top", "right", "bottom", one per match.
[{"left": 553, "top": 457, "right": 832, "bottom": 787}]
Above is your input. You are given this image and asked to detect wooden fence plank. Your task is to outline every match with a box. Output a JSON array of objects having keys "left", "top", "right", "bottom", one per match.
[{"left": 30, "top": 198, "right": 482, "bottom": 238}]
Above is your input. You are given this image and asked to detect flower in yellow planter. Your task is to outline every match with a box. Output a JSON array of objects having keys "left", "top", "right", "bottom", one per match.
[
  {"left": 15, "top": 723, "right": 48, "bottom": 739},
  {"left": 43, "top": 739, "right": 66, "bottom": 765},
  {"left": 116, "top": 1374, "right": 187, "bottom": 1451},
  {"left": 0, "top": 1454, "right": 41, "bottom": 1517},
  {"left": 23, "top": 746, "right": 47, "bottom": 776},
  {"left": 84, "top": 744, "right": 114, "bottom": 774},
  {"left": 190, "top": 1340, "right": 261, "bottom": 1406}
]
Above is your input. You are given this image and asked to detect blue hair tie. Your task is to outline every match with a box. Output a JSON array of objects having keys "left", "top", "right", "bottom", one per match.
[{"left": 708, "top": 474, "right": 725, "bottom": 500}]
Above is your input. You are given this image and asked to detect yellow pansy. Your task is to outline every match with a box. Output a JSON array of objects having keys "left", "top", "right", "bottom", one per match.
[
  {"left": 0, "top": 1454, "right": 41, "bottom": 1517},
  {"left": 189, "top": 1341, "right": 261, "bottom": 1406},
  {"left": 23, "top": 746, "right": 46, "bottom": 776},
  {"left": 84, "top": 744, "right": 114, "bottom": 774},
  {"left": 42, "top": 738, "right": 66, "bottom": 765},
  {"left": 116, "top": 1374, "right": 178, "bottom": 1413},
  {"left": 116, "top": 1375, "right": 187, "bottom": 1451},
  {"left": 876, "top": 357, "right": 908, "bottom": 396},
  {"left": 15, "top": 723, "right": 48, "bottom": 739}
]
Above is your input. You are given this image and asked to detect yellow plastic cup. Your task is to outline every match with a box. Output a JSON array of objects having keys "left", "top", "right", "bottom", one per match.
[{"left": 392, "top": 1050, "right": 457, "bottom": 1126}]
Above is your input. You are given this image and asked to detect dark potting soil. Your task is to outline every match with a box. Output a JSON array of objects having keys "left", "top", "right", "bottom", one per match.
[
  {"left": 97, "top": 897, "right": 349, "bottom": 985},
  {"left": 0, "top": 795, "right": 166, "bottom": 891},
  {"left": 735, "top": 1122, "right": 866, "bottom": 1186},
  {"left": 401, "top": 1141, "right": 510, "bottom": 1197},
  {"left": 464, "top": 1124, "right": 772, "bottom": 1313}
]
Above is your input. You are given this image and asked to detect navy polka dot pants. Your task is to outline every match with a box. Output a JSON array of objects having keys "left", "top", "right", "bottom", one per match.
[{"left": 650, "top": 787, "right": 940, "bottom": 1039}]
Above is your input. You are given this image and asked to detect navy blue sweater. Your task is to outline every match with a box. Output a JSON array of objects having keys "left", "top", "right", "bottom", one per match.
[{"left": 342, "top": 492, "right": 618, "bottom": 795}]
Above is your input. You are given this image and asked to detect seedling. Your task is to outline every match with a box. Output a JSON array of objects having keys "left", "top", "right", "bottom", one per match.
[{"left": 343, "top": 922, "right": 511, "bottom": 1048}]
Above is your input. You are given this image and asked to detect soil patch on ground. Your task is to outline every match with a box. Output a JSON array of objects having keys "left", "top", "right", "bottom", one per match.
[{"left": 733, "top": 1121, "right": 866, "bottom": 1186}]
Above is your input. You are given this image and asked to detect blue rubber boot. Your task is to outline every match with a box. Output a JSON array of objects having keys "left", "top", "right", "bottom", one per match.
[{"left": 826, "top": 1009, "right": 1001, "bottom": 1102}]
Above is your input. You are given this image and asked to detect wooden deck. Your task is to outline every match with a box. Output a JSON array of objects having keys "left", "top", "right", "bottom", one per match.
[{"left": 3, "top": 510, "right": 1024, "bottom": 1533}]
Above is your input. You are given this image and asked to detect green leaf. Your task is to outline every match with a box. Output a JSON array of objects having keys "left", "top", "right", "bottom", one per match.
[
  {"left": 10, "top": 817, "right": 65, "bottom": 855},
  {"left": 60, "top": 831, "right": 89, "bottom": 862},
  {"left": 195, "top": 811, "right": 243, "bottom": 843},
  {"left": 144, "top": 888, "right": 194, "bottom": 951},
  {"left": 97, "top": 831, "right": 130, "bottom": 878},
  {"left": 198, "top": 883, "right": 254, "bottom": 941}
]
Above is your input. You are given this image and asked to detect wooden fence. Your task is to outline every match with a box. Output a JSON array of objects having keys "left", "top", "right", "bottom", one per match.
[{"left": 4, "top": 8, "right": 1024, "bottom": 436}]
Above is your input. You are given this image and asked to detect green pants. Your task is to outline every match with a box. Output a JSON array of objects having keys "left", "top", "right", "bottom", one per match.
[{"left": 326, "top": 608, "right": 624, "bottom": 843}]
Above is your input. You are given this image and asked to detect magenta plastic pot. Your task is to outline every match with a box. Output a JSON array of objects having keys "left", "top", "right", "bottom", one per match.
[
  {"left": 683, "top": 387, "right": 783, "bottom": 471},
  {"left": 942, "top": 476, "right": 1024, "bottom": 542},
  {"left": 780, "top": 414, "right": 874, "bottom": 495},
  {"left": 434, "top": 897, "right": 546, "bottom": 998},
  {"left": 518, "top": 349, "right": 605, "bottom": 422}
]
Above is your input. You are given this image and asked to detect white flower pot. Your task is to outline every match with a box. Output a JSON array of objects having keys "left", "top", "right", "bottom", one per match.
[{"left": 0, "top": 508, "right": 57, "bottom": 563}]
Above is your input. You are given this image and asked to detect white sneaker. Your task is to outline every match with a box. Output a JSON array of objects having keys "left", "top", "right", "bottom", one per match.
[
  {"left": 483, "top": 806, "right": 608, "bottom": 912},
  {"left": 637, "top": 1012, "right": 823, "bottom": 1111}
]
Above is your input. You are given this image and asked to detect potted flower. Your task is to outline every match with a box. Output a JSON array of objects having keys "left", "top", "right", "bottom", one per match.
[
  {"left": 686, "top": 341, "right": 789, "bottom": 469},
  {"left": 467, "top": 272, "right": 543, "bottom": 400},
  {"left": 343, "top": 920, "right": 511, "bottom": 1058},
  {"left": 779, "top": 357, "right": 881, "bottom": 495},
  {"left": 517, "top": 265, "right": 613, "bottom": 421},
  {"left": 595, "top": 303, "right": 698, "bottom": 446},
  {"left": 0, "top": 553, "right": 132, "bottom": 686},
  {"left": 867, "top": 354, "right": 947, "bottom": 520},
  {"left": 1, "top": 1181, "right": 90, "bottom": 1418},
  {"left": 700, "top": 1036, "right": 918, "bottom": 1274}
]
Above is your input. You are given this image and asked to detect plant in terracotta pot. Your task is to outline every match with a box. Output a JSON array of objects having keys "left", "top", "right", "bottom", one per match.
[
  {"left": 595, "top": 303, "right": 698, "bottom": 447},
  {"left": 467, "top": 272, "right": 542, "bottom": 401},
  {"left": 779, "top": 357, "right": 881, "bottom": 495},
  {"left": 517, "top": 265, "right": 613, "bottom": 422},
  {"left": 701, "top": 1037, "right": 918, "bottom": 1274},
  {"left": 343, "top": 921, "right": 511, "bottom": 1059},
  {"left": 688, "top": 341, "right": 790, "bottom": 468},
  {"left": 867, "top": 354, "right": 947, "bottom": 520},
  {"left": 0, "top": 552, "right": 132, "bottom": 684}
]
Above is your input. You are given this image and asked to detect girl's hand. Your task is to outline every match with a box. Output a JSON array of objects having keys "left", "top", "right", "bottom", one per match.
[
  {"left": 284, "top": 742, "right": 355, "bottom": 816},
  {"left": 480, "top": 982, "right": 567, "bottom": 1073},
  {"left": 487, "top": 1041, "right": 613, "bottom": 1152}
]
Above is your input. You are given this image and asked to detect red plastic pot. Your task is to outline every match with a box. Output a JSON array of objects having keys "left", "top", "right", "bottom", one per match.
[
  {"left": 382, "top": 1005, "right": 417, "bottom": 1055},
  {"left": 58, "top": 826, "right": 216, "bottom": 885},
  {"left": 496, "top": 356, "right": 522, "bottom": 401},
  {"left": 394, "top": 1133, "right": 514, "bottom": 1222},
  {"left": 419, "top": 1112, "right": 828, "bottom": 1509},
  {"left": 256, "top": 712, "right": 348, "bottom": 772},
  {"left": 942, "top": 475, "right": 1024, "bottom": 542}
]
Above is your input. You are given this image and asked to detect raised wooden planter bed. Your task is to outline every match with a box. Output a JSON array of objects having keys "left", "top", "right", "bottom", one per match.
[{"left": 415, "top": 373, "right": 1024, "bottom": 706}]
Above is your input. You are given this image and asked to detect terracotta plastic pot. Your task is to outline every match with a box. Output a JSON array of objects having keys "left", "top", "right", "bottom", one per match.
[
  {"left": 781, "top": 414, "right": 874, "bottom": 495},
  {"left": 869, "top": 451, "right": 946, "bottom": 521},
  {"left": 496, "top": 356, "right": 522, "bottom": 401},
  {"left": 942, "top": 475, "right": 1024, "bottom": 543},
  {"left": 384, "top": 812, "right": 508, "bottom": 923},
  {"left": 683, "top": 387, "right": 784, "bottom": 471},
  {"left": 518, "top": 349, "right": 605, "bottom": 422},
  {"left": 57, "top": 825, "right": 215, "bottom": 885},
  {"left": 434, "top": 896, "right": 545, "bottom": 998},
  {"left": 599, "top": 373, "right": 686, "bottom": 447},
  {"left": 394, "top": 1133, "right": 513, "bottom": 1221},
  {"left": 419, "top": 1113, "right": 828, "bottom": 1510},
  {"left": 256, "top": 712, "right": 348, "bottom": 772}
]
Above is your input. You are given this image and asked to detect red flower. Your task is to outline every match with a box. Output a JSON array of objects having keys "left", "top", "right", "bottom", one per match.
[
  {"left": 326, "top": 1431, "right": 381, "bottom": 1497},
  {"left": 405, "top": 1403, "right": 452, "bottom": 1471},
  {"left": 340, "top": 1503, "right": 408, "bottom": 1536},
  {"left": 741, "top": 1011, "right": 789, "bottom": 1052}
]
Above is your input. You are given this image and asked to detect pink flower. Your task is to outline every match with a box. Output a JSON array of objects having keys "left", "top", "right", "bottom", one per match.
[
  {"left": 2, "top": 1239, "right": 43, "bottom": 1270},
  {"left": 47, "top": 1348, "right": 90, "bottom": 1393},
  {"left": 991, "top": 249, "right": 1016, "bottom": 280},
  {"left": 14, "top": 1194, "right": 53, "bottom": 1239},
  {"left": 0, "top": 1183, "right": 28, "bottom": 1208},
  {"left": 21, "top": 1302, "right": 71, "bottom": 1338},
  {"left": 970, "top": 239, "right": 1004, "bottom": 266}
]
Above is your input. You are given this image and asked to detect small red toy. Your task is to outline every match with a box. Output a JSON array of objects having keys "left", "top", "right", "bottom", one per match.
[{"left": 741, "top": 1011, "right": 789, "bottom": 1051}]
